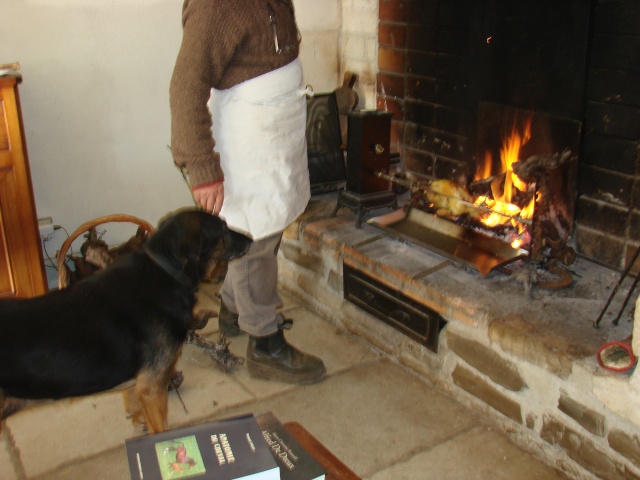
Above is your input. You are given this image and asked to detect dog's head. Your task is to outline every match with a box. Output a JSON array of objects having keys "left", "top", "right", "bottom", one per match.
[{"left": 145, "top": 209, "right": 252, "bottom": 288}]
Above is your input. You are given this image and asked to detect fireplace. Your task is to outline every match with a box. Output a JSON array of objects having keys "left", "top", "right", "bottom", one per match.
[
  {"left": 279, "top": 188, "right": 640, "bottom": 480},
  {"left": 377, "top": 0, "right": 640, "bottom": 274},
  {"left": 368, "top": 101, "right": 583, "bottom": 276},
  {"left": 275, "top": 3, "right": 640, "bottom": 477}
]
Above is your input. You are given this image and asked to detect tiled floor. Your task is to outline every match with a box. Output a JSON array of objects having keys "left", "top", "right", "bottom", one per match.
[{"left": 1, "top": 282, "right": 571, "bottom": 480}]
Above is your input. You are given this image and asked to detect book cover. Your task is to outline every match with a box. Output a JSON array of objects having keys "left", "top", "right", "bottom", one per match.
[
  {"left": 125, "top": 413, "right": 280, "bottom": 480},
  {"left": 256, "top": 412, "right": 325, "bottom": 480}
]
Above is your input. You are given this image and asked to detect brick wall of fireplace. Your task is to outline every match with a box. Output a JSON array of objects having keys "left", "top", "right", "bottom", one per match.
[{"left": 365, "top": 0, "right": 640, "bottom": 273}]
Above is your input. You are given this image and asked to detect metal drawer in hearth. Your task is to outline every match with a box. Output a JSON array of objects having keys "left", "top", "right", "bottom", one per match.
[{"left": 343, "top": 264, "right": 445, "bottom": 353}]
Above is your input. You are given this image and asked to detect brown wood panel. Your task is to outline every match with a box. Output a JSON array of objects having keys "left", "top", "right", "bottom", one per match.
[
  {"left": 0, "top": 75, "right": 47, "bottom": 298},
  {"left": 284, "top": 421, "right": 361, "bottom": 480},
  {"left": 0, "top": 206, "right": 13, "bottom": 294}
]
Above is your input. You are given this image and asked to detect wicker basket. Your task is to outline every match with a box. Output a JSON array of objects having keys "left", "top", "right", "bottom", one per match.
[{"left": 57, "top": 214, "right": 155, "bottom": 289}]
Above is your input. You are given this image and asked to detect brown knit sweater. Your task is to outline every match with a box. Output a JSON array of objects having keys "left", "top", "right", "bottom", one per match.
[{"left": 170, "top": 0, "right": 300, "bottom": 188}]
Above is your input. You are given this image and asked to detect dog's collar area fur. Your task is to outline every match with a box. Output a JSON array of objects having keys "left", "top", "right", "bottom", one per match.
[{"left": 143, "top": 247, "right": 196, "bottom": 289}]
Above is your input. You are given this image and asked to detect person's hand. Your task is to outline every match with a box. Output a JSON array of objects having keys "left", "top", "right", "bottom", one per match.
[{"left": 193, "top": 182, "right": 224, "bottom": 216}]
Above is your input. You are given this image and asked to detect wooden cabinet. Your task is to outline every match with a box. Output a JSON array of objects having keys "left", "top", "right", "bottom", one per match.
[{"left": 0, "top": 74, "right": 48, "bottom": 298}]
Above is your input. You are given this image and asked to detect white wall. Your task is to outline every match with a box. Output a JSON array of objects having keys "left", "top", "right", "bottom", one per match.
[
  {"left": 340, "top": 0, "right": 379, "bottom": 109},
  {"left": 296, "top": 0, "right": 342, "bottom": 94},
  {"left": 1, "top": 0, "right": 341, "bottom": 281}
]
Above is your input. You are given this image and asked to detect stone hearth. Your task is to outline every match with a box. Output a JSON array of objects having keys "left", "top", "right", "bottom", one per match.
[{"left": 279, "top": 192, "right": 640, "bottom": 480}]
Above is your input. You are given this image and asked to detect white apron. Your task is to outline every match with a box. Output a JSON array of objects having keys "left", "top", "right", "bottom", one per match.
[{"left": 211, "top": 58, "right": 311, "bottom": 240}]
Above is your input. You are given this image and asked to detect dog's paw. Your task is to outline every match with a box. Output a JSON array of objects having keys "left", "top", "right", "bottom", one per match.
[
  {"left": 169, "top": 370, "right": 184, "bottom": 390},
  {"left": 127, "top": 411, "right": 147, "bottom": 431},
  {"left": 122, "top": 388, "right": 146, "bottom": 431},
  {"left": 190, "top": 310, "right": 215, "bottom": 330}
]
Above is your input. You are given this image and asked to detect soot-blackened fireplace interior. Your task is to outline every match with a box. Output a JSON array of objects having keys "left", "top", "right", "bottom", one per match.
[{"left": 377, "top": 0, "right": 640, "bottom": 274}]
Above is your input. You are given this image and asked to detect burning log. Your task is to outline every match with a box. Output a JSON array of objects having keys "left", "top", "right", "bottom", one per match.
[
  {"left": 512, "top": 149, "right": 571, "bottom": 181},
  {"left": 469, "top": 172, "right": 506, "bottom": 194},
  {"left": 513, "top": 150, "right": 577, "bottom": 266}
]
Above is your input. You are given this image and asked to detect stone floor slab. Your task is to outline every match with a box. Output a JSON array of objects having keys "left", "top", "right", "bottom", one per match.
[
  {"left": 6, "top": 392, "right": 133, "bottom": 478},
  {"left": 218, "top": 358, "right": 478, "bottom": 478},
  {"left": 369, "top": 424, "right": 570, "bottom": 480}
]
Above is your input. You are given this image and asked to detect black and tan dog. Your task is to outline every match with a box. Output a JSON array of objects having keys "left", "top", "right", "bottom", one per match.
[{"left": 0, "top": 209, "right": 252, "bottom": 434}]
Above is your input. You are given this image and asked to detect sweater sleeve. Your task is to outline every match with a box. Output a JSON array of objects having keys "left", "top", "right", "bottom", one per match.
[{"left": 169, "top": 0, "right": 236, "bottom": 188}]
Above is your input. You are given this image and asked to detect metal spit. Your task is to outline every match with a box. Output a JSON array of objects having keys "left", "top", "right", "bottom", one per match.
[
  {"left": 367, "top": 172, "right": 531, "bottom": 276},
  {"left": 373, "top": 171, "right": 532, "bottom": 227}
]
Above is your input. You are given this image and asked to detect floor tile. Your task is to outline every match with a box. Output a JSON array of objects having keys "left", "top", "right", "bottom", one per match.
[
  {"left": 30, "top": 446, "right": 129, "bottom": 480},
  {"left": 369, "top": 425, "right": 569, "bottom": 480},
  {"left": 217, "top": 359, "right": 478, "bottom": 478},
  {"left": 6, "top": 392, "right": 133, "bottom": 478}
]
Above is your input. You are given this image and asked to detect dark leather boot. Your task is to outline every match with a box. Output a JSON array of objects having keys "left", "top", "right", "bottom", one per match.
[
  {"left": 218, "top": 301, "right": 241, "bottom": 337},
  {"left": 247, "top": 329, "right": 326, "bottom": 385}
]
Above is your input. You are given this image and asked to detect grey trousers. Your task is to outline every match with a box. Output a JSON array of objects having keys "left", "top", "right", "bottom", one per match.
[{"left": 219, "top": 231, "right": 283, "bottom": 337}]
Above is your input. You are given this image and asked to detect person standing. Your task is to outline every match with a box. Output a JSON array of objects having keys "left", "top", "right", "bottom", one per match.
[{"left": 170, "top": 0, "right": 325, "bottom": 384}]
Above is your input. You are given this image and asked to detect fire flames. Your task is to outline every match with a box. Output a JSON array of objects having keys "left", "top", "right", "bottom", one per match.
[{"left": 473, "top": 118, "right": 536, "bottom": 248}]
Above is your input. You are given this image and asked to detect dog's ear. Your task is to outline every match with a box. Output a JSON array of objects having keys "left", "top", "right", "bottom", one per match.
[
  {"left": 178, "top": 212, "right": 216, "bottom": 282},
  {"left": 146, "top": 209, "right": 206, "bottom": 285},
  {"left": 180, "top": 236, "right": 203, "bottom": 283}
]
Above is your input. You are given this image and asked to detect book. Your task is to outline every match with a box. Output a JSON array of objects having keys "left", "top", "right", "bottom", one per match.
[
  {"left": 256, "top": 412, "right": 325, "bottom": 480},
  {"left": 125, "top": 413, "right": 280, "bottom": 480}
]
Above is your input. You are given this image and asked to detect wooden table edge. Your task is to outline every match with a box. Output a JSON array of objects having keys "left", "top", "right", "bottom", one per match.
[{"left": 283, "top": 421, "right": 361, "bottom": 480}]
